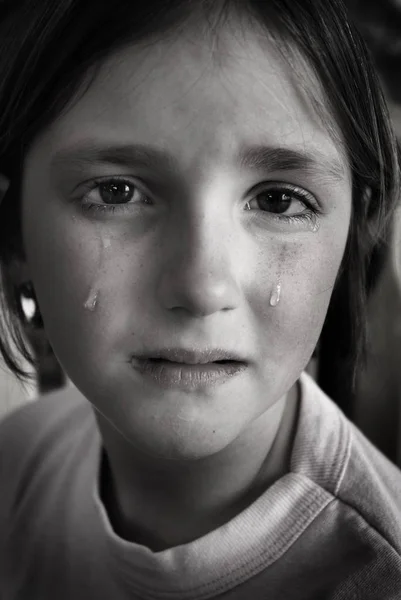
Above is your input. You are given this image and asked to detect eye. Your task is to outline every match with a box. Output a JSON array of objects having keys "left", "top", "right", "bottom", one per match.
[
  {"left": 97, "top": 180, "right": 135, "bottom": 204},
  {"left": 83, "top": 178, "right": 150, "bottom": 206},
  {"left": 246, "top": 186, "right": 313, "bottom": 216},
  {"left": 244, "top": 183, "right": 321, "bottom": 231}
]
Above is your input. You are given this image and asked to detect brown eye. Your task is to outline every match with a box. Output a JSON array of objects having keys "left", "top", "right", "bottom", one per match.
[
  {"left": 255, "top": 191, "right": 293, "bottom": 214},
  {"left": 244, "top": 184, "right": 320, "bottom": 231},
  {"left": 98, "top": 181, "right": 134, "bottom": 204}
]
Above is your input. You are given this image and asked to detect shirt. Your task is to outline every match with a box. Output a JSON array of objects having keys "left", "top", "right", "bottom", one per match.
[{"left": 1, "top": 372, "right": 401, "bottom": 599}]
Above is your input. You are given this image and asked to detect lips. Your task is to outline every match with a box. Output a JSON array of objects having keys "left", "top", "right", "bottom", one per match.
[
  {"left": 136, "top": 348, "right": 246, "bottom": 365},
  {"left": 131, "top": 348, "right": 248, "bottom": 390}
]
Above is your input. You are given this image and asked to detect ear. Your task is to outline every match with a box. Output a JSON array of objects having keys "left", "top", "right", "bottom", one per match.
[
  {"left": 0, "top": 172, "right": 30, "bottom": 286},
  {"left": 2, "top": 256, "right": 32, "bottom": 312},
  {"left": 5, "top": 259, "right": 31, "bottom": 290},
  {"left": 4, "top": 258, "right": 45, "bottom": 335}
]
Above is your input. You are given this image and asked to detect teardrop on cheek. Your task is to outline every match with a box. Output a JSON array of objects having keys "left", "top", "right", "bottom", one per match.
[
  {"left": 83, "top": 236, "right": 111, "bottom": 312},
  {"left": 309, "top": 213, "right": 320, "bottom": 233},
  {"left": 84, "top": 289, "right": 99, "bottom": 311},
  {"left": 270, "top": 281, "right": 282, "bottom": 307}
]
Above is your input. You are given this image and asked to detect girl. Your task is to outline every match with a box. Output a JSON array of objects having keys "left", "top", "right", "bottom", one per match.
[{"left": 0, "top": 0, "right": 401, "bottom": 598}]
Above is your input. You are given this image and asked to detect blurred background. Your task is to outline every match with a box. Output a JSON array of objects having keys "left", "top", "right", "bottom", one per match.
[{"left": 1, "top": 0, "right": 401, "bottom": 464}]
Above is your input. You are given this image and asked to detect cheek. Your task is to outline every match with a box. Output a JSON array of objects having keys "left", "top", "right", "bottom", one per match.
[
  {"left": 23, "top": 214, "right": 97, "bottom": 363},
  {"left": 22, "top": 200, "right": 146, "bottom": 366},
  {"left": 251, "top": 237, "right": 345, "bottom": 367}
]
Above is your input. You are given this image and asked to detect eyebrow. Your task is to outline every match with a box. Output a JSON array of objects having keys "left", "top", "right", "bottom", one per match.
[
  {"left": 237, "top": 145, "right": 346, "bottom": 183},
  {"left": 51, "top": 143, "right": 178, "bottom": 174},
  {"left": 51, "top": 141, "right": 346, "bottom": 183}
]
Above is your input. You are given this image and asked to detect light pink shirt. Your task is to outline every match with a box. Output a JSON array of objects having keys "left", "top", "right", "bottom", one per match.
[{"left": 1, "top": 373, "right": 401, "bottom": 599}]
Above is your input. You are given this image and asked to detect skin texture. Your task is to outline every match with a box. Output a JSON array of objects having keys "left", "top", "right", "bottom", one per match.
[{"left": 19, "top": 17, "right": 352, "bottom": 549}]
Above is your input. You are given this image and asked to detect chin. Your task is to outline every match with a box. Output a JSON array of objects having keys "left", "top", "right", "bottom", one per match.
[{"left": 97, "top": 408, "right": 236, "bottom": 461}]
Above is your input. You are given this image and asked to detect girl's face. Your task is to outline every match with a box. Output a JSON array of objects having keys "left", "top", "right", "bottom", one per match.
[{"left": 21, "top": 22, "right": 351, "bottom": 459}]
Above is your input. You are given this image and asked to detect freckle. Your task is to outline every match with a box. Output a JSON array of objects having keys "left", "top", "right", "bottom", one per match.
[{"left": 275, "top": 243, "right": 288, "bottom": 278}]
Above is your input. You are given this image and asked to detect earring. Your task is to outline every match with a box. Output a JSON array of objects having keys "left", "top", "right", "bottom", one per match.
[{"left": 16, "top": 281, "right": 44, "bottom": 328}]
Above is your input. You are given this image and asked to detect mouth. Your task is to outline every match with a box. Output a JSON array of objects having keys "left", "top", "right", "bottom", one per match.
[
  {"left": 136, "top": 348, "right": 247, "bottom": 364},
  {"left": 131, "top": 348, "right": 248, "bottom": 390}
]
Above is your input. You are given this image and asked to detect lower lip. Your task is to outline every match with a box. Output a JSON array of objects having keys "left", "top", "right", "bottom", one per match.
[{"left": 131, "top": 358, "right": 247, "bottom": 391}]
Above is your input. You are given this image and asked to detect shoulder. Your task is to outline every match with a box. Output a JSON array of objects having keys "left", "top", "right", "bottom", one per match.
[
  {"left": 0, "top": 383, "right": 91, "bottom": 454},
  {"left": 0, "top": 385, "right": 93, "bottom": 517},
  {"left": 338, "top": 419, "right": 401, "bottom": 555},
  {"left": 294, "top": 373, "right": 401, "bottom": 558}
]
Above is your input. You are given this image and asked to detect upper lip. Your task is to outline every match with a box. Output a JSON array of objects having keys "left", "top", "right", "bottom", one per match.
[{"left": 135, "top": 348, "right": 247, "bottom": 365}]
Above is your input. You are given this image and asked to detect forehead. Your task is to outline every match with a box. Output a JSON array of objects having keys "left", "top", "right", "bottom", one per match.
[{"left": 34, "top": 17, "right": 348, "bottom": 178}]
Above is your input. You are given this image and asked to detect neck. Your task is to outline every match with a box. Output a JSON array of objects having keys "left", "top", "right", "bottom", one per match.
[{"left": 96, "top": 384, "right": 299, "bottom": 551}]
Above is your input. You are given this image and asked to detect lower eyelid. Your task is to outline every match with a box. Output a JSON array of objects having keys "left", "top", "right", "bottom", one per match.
[{"left": 277, "top": 211, "right": 313, "bottom": 221}]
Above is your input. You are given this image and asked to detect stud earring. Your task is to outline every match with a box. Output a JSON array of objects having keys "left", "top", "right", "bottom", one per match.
[{"left": 16, "top": 281, "right": 44, "bottom": 328}]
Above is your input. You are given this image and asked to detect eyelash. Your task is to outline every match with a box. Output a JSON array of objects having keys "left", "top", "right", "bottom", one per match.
[
  {"left": 249, "top": 184, "right": 320, "bottom": 227},
  {"left": 78, "top": 176, "right": 148, "bottom": 215},
  {"left": 77, "top": 176, "right": 321, "bottom": 224}
]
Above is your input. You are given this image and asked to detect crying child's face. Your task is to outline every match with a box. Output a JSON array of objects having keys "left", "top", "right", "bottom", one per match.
[{"left": 20, "top": 15, "right": 352, "bottom": 460}]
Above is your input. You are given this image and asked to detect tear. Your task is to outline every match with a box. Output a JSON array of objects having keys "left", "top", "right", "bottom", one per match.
[
  {"left": 84, "top": 289, "right": 99, "bottom": 311},
  {"left": 270, "top": 281, "right": 282, "bottom": 307},
  {"left": 309, "top": 213, "right": 320, "bottom": 233},
  {"left": 83, "top": 235, "right": 111, "bottom": 312}
]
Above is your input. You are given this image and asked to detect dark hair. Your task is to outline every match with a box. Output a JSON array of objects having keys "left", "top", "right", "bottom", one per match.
[
  {"left": 0, "top": 0, "right": 399, "bottom": 399},
  {"left": 346, "top": 0, "right": 401, "bottom": 103}
]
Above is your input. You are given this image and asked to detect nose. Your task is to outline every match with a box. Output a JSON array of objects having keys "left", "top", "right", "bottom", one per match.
[{"left": 157, "top": 211, "right": 241, "bottom": 317}]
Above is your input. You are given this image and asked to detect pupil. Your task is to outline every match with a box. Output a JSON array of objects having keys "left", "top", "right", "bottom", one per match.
[
  {"left": 258, "top": 191, "right": 291, "bottom": 214},
  {"left": 100, "top": 181, "right": 132, "bottom": 204}
]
